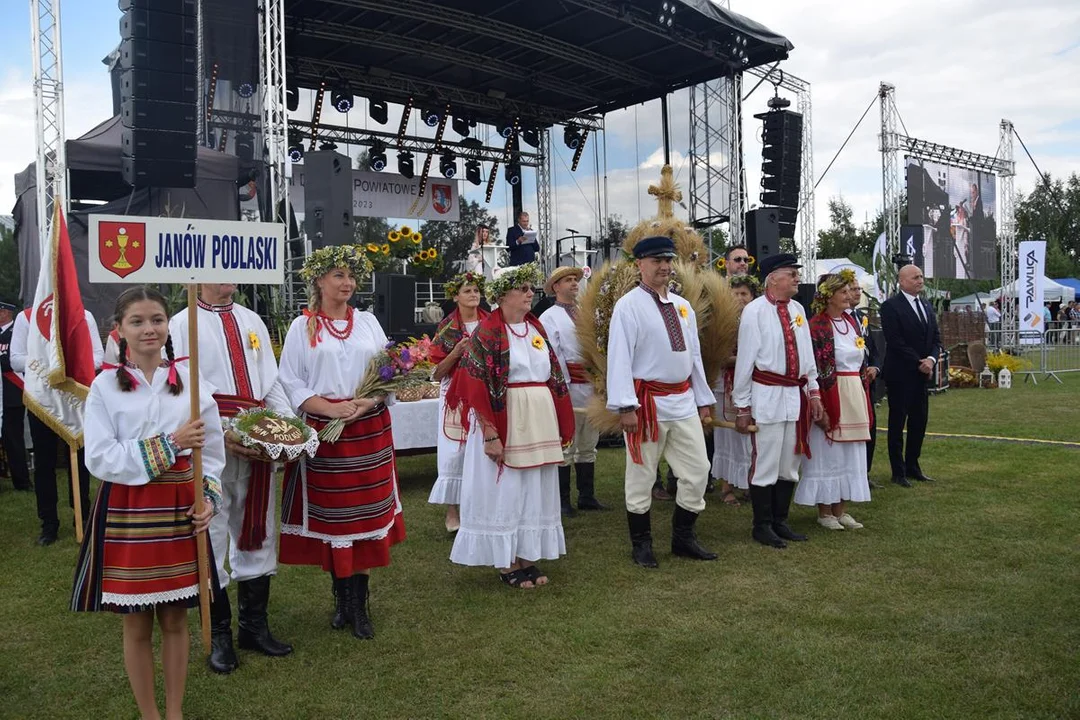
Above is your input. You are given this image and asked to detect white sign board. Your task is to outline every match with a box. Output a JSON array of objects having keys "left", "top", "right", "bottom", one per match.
[
  {"left": 1018, "top": 240, "right": 1046, "bottom": 345},
  {"left": 288, "top": 167, "right": 460, "bottom": 222},
  {"left": 87, "top": 215, "right": 285, "bottom": 284}
]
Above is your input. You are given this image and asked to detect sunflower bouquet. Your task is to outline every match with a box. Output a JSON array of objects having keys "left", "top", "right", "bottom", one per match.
[
  {"left": 319, "top": 339, "right": 435, "bottom": 442},
  {"left": 389, "top": 225, "right": 424, "bottom": 260},
  {"left": 411, "top": 246, "right": 443, "bottom": 276}
]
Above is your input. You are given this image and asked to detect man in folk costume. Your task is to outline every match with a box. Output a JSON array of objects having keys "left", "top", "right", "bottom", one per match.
[
  {"left": 732, "top": 254, "right": 824, "bottom": 549},
  {"left": 540, "top": 266, "right": 606, "bottom": 516},
  {"left": 606, "top": 236, "right": 717, "bottom": 568},
  {"left": 169, "top": 284, "right": 293, "bottom": 673}
]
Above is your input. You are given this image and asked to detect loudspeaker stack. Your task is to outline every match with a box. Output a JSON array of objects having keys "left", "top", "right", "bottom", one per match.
[
  {"left": 303, "top": 151, "right": 355, "bottom": 249},
  {"left": 119, "top": 0, "right": 199, "bottom": 189},
  {"left": 373, "top": 274, "right": 417, "bottom": 337},
  {"left": 745, "top": 207, "right": 780, "bottom": 269},
  {"left": 756, "top": 109, "right": 803, "bottom": 238}
]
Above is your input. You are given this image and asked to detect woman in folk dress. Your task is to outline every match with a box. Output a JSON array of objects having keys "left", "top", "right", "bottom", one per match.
[
  {"left": 72, "top": 286, "right": 224, "bottom": 720},
  {"left": 277, "top": 245, "right": 405, "bottom": 640},
  {"left": 428, "top": 271, "right": 488, "bottom": 532},
  {"left": 795, "top": 270, "right": 873, "bottom": 530},
  {"left": 711, "top": 275, "right": 760, "bottom": 502},
  {"left": 446, "top": 263, "right": 575, "bottom": 588}
]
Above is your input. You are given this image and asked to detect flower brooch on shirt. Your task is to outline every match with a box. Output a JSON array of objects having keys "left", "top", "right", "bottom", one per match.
[
  {"left": 792, "top": 314, "right": 805, "bottom": 330},
  {"left": 679, "top": 305, "right": 689, "bottom": 319},
  {"left": 861, "top": 314, "right": 869, "bottom": 330},
  {"left": 531, "top": 335, "right": 546, "bottom": 351},
  {"left": 855, "top": 336, "right": 866, "bottom": 350},
  {"left": 248, "top": 330, "right": 260, "bottom": 353}
]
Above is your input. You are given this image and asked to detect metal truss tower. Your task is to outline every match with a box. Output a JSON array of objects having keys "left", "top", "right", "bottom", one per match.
[
  {"left": 535, "top": 127, "right": 553, "bottom": 273},
  {"left": 878, "top": 82, "right": 902, "bottom": 278},
  {"left": 996, "top": 120, "right": 1017, "bottom": 346},
  {"left": 30, "top": 0, "right": 68, "bottom": 239},
  {"left": 689, "top": 74, "right": 745, "bottom": 253}
]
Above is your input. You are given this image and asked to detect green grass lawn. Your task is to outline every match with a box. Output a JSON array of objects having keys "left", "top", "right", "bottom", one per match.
[{"left": 1, "top": 377, "right": 1077, "bottom": 719}]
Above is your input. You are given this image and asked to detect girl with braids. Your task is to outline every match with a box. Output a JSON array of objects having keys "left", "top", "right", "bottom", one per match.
[
  {"left": 277, "top": 245, "right": 404, "bottom": 640},
  {"left": 711, "top": 275, "right": 761, "bottom": 503},
  {"left": 428, "top": 271, "right": 488, "bottom": 532},
  {"left": 794, "top": 270, "right": 873, "bottom": 531},
  {"left": 72, "top": 286, "right": 225, "bottom": 720}
]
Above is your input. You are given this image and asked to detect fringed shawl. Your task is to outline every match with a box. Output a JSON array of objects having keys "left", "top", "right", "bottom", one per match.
[{"left": 430, "top": 307, "right": 489, "bottom": 365}]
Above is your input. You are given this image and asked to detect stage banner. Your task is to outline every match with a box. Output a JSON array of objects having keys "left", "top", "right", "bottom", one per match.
[
  {"left": 1018, "top": 240, "right": 1046, "bottom": 344},
  {"left": 87, "top": 215, "right": 285, "bottom": 285},
  {"left": 288, "top": 167, "right": 460, "bottom": 221}
]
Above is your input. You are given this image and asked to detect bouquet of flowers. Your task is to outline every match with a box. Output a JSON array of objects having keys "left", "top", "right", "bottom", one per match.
[{"left": 319, "top": 337, "right": 436, "bottom": 442}]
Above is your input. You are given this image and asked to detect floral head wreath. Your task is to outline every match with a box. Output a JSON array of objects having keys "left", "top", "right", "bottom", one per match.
[
  {"left": 486, "top": 262, "right": 545, "bottom": 304},
  {"left": 811, "top": 268, "right": 857, "bottom": 315},
  {"left": 729, "top": 274, "right": 762, "bottom": 297},
  {"left": 444, "top": 271, "right": 485, "bottom": 300},
  {"left": 300, "top": 245, "right": 374, "bottom": 288}
]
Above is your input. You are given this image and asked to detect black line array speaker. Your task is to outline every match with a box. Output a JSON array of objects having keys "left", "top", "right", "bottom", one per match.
[
  {"left": 303, "top": 151, "right": 355, "bottom": 249},
  {"left": 373, "top": 274, "right": 416, "bottom": 337},
  {"left": 756, "top": 109, "right": 804, "bottom": 238},
  {"left": 119, "top": 0, "right": 198, "bottom": 189},
  {"left": 745, "top": 208, "right": 781, "bottom": 269}
]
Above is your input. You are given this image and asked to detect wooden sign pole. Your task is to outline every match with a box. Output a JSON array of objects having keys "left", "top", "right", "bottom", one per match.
[
  {"left": 69, "top": 444, "right": 84, "bottom": 543},
  {"left": 187, "top": 284, "right": 212, "bottom": 655}
]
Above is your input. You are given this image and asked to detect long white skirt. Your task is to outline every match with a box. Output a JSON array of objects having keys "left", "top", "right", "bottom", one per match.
[
  {"left": 712, "top": 426, "right": 751, "bottom": 489},
  {"left": 794, "top": 424, "right": 871, "bottom": 506},
  {"left": 449, "top": 421, "right": 566, "bottom": 569},
  {"left": 428, "top": 395, "right": 464, "bottom": 505}
]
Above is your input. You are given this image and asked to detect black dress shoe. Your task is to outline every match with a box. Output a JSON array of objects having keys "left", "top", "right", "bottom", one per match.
[
  {"left": 891, "top": 475, "right": 913, "bottom": 488},
  {"left": 37, "top": 531, "right": 58, "bottom": 546},
  {"left": 908, "top": 471, "right": 935, "bottom": 482},
  {"left": 772, "top": 522, "right": 809, "bottom": 542}
]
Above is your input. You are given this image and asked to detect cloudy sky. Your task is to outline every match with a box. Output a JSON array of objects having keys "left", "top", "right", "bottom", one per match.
[{"left": 1, "top": 0, "right": 1078, "bottom": 249}]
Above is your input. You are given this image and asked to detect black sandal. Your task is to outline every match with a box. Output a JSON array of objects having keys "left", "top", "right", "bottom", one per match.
[
  {"left": 520, "top": 565, "right": 548, "bottom": 586},
  {"left": 498, "top": 568, "right": 534, "bottom": 589}
]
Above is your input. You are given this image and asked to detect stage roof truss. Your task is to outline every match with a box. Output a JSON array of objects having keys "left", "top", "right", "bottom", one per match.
[{"left": 900, "top": 136, "right": 1014, "bottom": 175}]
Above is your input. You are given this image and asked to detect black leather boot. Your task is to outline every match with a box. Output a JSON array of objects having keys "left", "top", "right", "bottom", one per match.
[
  {"left": 330, "top": 574, "right": 351, "bottom": 631},
  {"left": 671, "top": 506, "right": 718, "bottom": 560},
  {"left": 575, "top": 463, "right": 606, "bottom": 510},
  {"left": 627, "top": 510, "right": 658, "bottom": 568},
  {"left": 771, "top": 480, "right": 808, "bottom": 542},
  {"left": 558, "top": 465, "right": 576, "bottom": 517},
  {"left": 237, "top": 576, "right": 293, "bottom": 656},
  {"left": 750, "top": 485, "right": 786, "bottom": 548},
  {"left": 349, "top": 574, "right": 375, "bottom": 640},
  {"left": 207, "top": 590, "right": 239, "bottom": 674}
]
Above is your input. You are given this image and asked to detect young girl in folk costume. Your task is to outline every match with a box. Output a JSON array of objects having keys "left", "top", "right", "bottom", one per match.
[
  {"left": 711, "top": 275, "right": 761, "bottom": 502},
  {"left": 71, "top": 286, "right": 224, "bottom": 720},
  {"left": 277, "top": 245, "right": 405, "bottom": 640},
  {"left": 794, "top": 270, "right": 873, "bottom": 530},
  {"left": 446, "top": 263, "right": 575, "bottom": 589},
  {"left": 428, "top": 271, "right": 488, "bottom": 532}
]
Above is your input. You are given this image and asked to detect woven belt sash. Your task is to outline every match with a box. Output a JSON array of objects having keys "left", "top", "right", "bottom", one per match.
[
  {"left": 626, "top": 378, "right": 691, "bottom": 465},
  {"left": 751, "top": 369, "right": 812, "bottom": 459}
]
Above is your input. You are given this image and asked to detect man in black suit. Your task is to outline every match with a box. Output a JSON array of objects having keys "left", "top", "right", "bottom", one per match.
[
  {"left": 0, "top": 300, "right": 31, "bottom": 491},
  {"left": 848, "top": 282, "right": 883, "bottom": 489},
  {"left": 879, "top": 265, "right": 941, "bottom": 488},
  {"left": 505, "top": 210, "right": 539, "bottom": 266}
]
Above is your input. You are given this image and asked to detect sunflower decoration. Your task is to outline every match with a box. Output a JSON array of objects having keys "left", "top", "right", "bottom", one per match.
[
  {"left": 412, "top": 232, "right": 423, "bottom": 244},
  {"left": 388, "top": 230, "right": 402, "bottom": 243},
  {"left": 411, "top": 245, "right": 443, "bottom": 277},
  {"left": 855, "top": 336, "right": 867, "bottom": 350},
  {"left": 810, "top": 269, "right": 858, "bottom": 315},
  {"left": 531, "top": 335, "right": 546, "bottom": 351},
  {"left": 678, "top": 305, "right": 689, "bottom": 319},
  {"left": 381, "top": 244, "right": 391, "bottom": 255},
  {"left": 387, "top": 227, "right": 424, "bottom": 260},
  {"left": 714, "top": 257, "right": 726, "bottom": 272}
]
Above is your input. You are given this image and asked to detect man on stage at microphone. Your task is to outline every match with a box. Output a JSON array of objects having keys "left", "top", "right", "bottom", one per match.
[
  {"left": 170, "top": 283, "right": 294, "bottom": 674},
  {"left": 506, "top": 211, "right": 539, "bottom": 267},
  {"left": 732, "top": 254, "right": 823, "bottom": 549}
]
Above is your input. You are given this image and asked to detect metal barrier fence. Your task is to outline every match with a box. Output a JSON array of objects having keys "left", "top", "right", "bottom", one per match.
[{"left": 979, "top": 329, "right": 1080, "bottom": 384}]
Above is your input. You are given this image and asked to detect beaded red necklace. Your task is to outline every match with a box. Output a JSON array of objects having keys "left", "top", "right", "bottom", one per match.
[
  {"left": 506, "top": 321, "right": 530, "bottom": 338},
  {"left": 830, "top": 314, "right": 851, "bottom": 335},
  {"left": 320, "top": 310, "right": 354, "bottom": 340}
]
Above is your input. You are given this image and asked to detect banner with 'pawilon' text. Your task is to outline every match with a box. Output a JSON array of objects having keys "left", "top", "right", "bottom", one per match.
[{"left": 1018, "top": 240, "right": 1046, "bottom": 345}]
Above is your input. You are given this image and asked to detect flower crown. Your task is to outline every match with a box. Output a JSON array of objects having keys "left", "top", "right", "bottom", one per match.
[
  {"left": 486, "top": 262, "right": 545, "bottom": 304},
  {"left": 729, "top": 274, "right": 762, "bottom": 296},
  {"left": 444, "top": 270, "right": 485, "bottom": 299},
  {"left": 300, "top": 245, "right": 374, "bottom": 287},
  {"left": 811, "top": 268, "right": 857, "bottom": 315}
]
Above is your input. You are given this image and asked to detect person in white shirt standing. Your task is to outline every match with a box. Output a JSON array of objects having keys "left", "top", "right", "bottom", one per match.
[
  {"left": 169, "top": 284, "right": 294, "bottom": 673},
  {"left": 11, "top": 305, "right": 104, "bottom": 545},
  {"left": 732, "top": 254, "right": 823, "bottom": 549},
  {"left": 540, "top": 266, "right": 606, "bottom": 516},
  {"left": 606, "top": 236, "right": 716, "bottom": 568}
]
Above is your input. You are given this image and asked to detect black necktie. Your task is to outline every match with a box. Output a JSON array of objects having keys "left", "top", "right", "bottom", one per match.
[{"left": 914, "top": 298, "right": 926, "bottom": 325}]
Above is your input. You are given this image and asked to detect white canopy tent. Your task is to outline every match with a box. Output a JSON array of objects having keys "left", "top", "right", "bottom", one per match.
[
  {"left": 991, "top": 277, "right": 1076, "bottom": 303},
  {"left": 814, "top": 258, "right": 882, "bottom": 303}
]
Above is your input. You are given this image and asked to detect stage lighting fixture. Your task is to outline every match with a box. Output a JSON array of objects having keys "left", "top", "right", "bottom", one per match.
[
  {"left": 397, "top": 150, "right": 415, "bottom": 179},
  {"left": 497, "top": 122, "right": 515, "bottom": 139},
  {"left": 397, "top": 97, "right": 414, "bottom": 144},
  {"left": 332, "top": 88, "right": 354, "bottom": 113},
  {"left": 563, "top": 124, "right": 582, "bottom": 149},
  {"left": 421, "top": 108, "right": 442, "bottom": 127},
  {"left": 452, "top": 115, "right": 475, "bottom": 137},
  {"left": 288, "top": 143, "right": 304, "bottom": 162},
  {"left": 237, "top": 82, "right": 255, "bottom": 98},
  {"left": 319, "top": 141, "right": 338, "bottom": 151},
  {"left": 439, "top": 151, "right": 457, "bottom": 178},
  {"left": 235, "top": 133, "right": 255, "bottom": 162},
  {"left": 521, "top": 127, "right": 540, "bottom": 148},
  {"left": 465, "top": 159, "right": 482, "bottom": 185},
  {"left": 369, "top": 140, "right": 388, "bottom": 171},
  {"left": 286, "top": 82, "right": 299, "bottom": 112},
  {"left": 657, "top": 1, "right": 676, "bottom": 28},
  {"left": 369, "top": 98, "right": 388, "bottom": 124},
  {"left": 505, "top": 163, "right": 521, "bottom": 186},
  {"left": 767, "top": 95, "right": 792, "bottom": 110}
]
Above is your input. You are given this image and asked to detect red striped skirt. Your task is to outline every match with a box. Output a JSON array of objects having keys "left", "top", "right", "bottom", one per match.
[
  {"left": 279, "top": 404, "right": 405, "bottom": 576},
  {"left": 71, "top": 457, "right": 214, "bottom": 613}
]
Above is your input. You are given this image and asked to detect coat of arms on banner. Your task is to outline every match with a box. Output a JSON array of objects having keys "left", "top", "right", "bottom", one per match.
[
  {"left": 36, "top": 294, "right": 54, "bottom": 341},
  {"left": 431, "top": 184, "right": 453, "bottom": 215},
  {"left": 98, "top": 221, "right": 146, "bottom": 278}
]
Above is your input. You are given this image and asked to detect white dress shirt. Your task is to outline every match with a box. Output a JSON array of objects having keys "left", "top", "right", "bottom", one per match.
[
  {"left": 84, "top": 365, "right": 226, "bottom": 486},
  {"left": 278, "top": 309, "right": 391, "bottom": 412},
  {"left": 732, "top": 294, "right": 819, "bottom": 424},
  {"left": 605, "top": 285, "right": 713, "bottom": 421},
  {"left": 169, "top": 302, "right": 292, "bottom": 415},
  {"left": 10, "top": 308, "right": 105, "bottom": 373},
  {"left": 539, "top": 303, "right": 591, "bottom": 409}
]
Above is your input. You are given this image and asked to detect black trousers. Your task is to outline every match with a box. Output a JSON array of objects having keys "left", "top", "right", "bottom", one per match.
[
  {"left": 885, "top": 380, "right": 928, "bottom": 477},
  {"left": 2, "top": 404, "right": 31, "bottom": 489},
  {"left": 867, "top": 401, "right": 877, "bottom": 473},
  {"left": 29, "top": 414, "right": 91, "bottom": 533}
]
